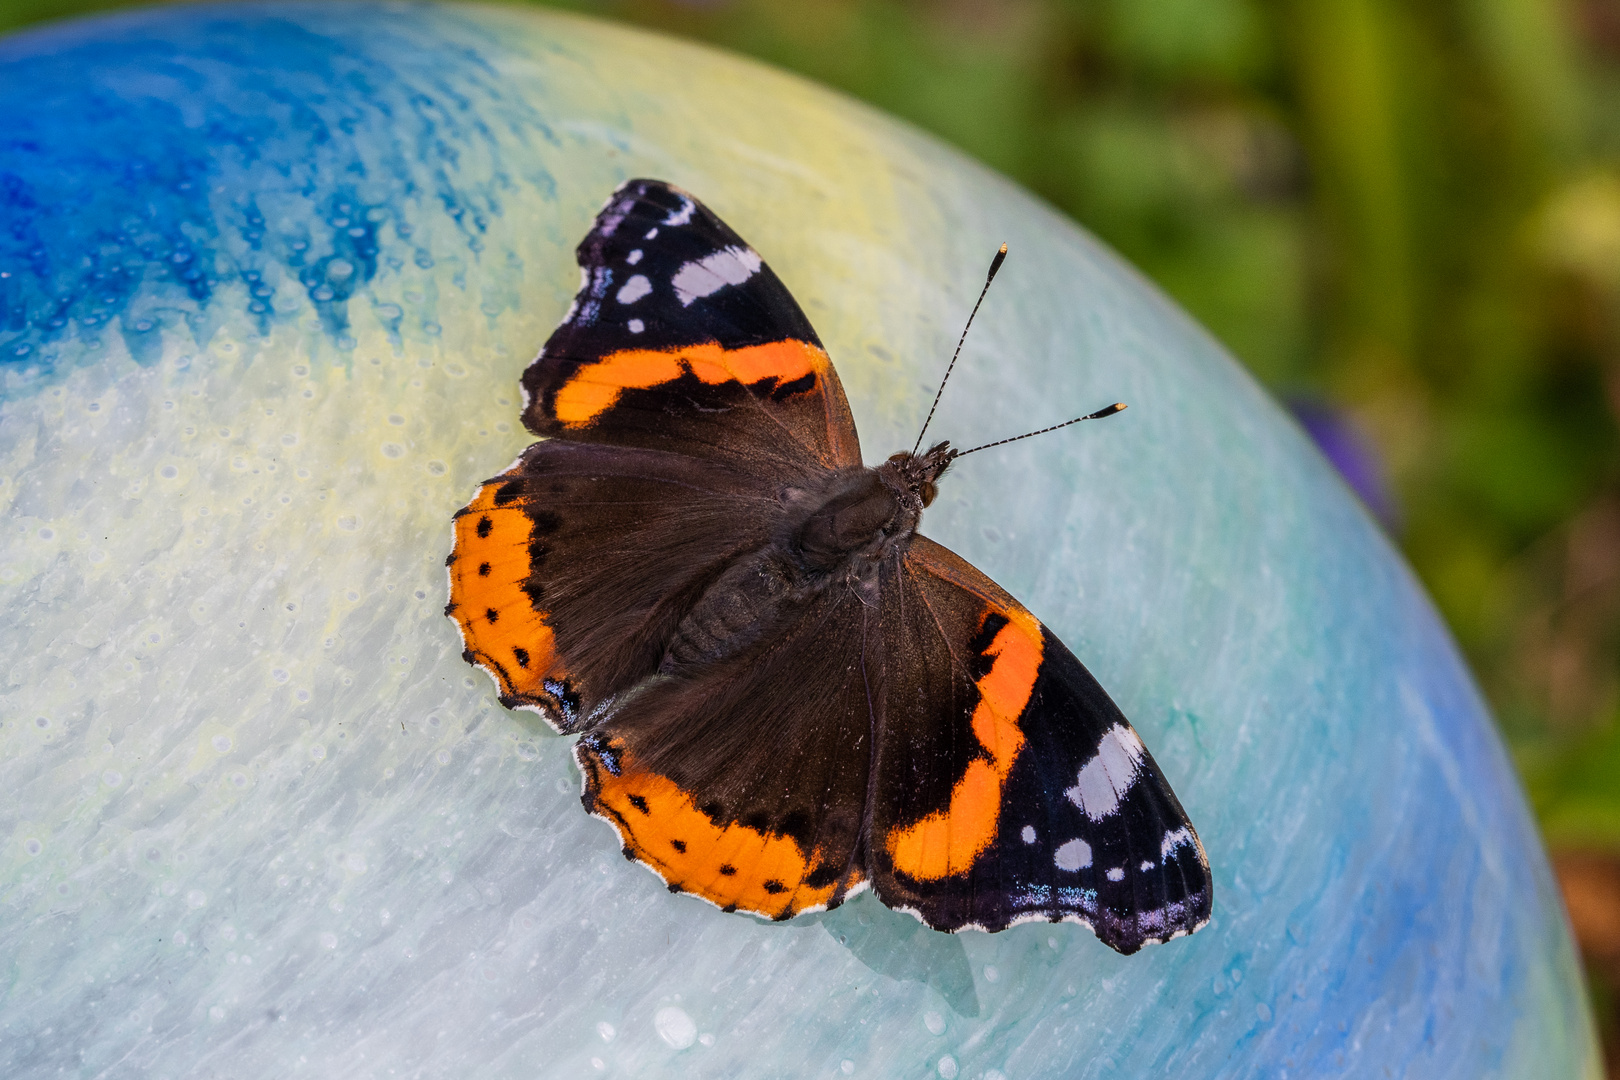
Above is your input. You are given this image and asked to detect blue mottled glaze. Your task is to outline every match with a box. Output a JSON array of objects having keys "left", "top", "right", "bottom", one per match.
[
  {"left": 0, "top": 4, "right": 550, "bottom": 374},
  {"left": 0, "top": 5, "right": 1598, "bottom": 1078}
]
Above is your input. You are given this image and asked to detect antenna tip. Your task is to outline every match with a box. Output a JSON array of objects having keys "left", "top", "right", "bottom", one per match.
[{"left": 987, "top": 244, "right": 1008, "bottom": 281}]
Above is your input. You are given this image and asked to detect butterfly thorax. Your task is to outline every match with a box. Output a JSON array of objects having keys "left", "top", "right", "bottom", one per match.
[
  {"left": 790, "top": 441, "right": 955, "bottom": 571},
  {"left": 660, "top": 443, "right": 957, "bottom": 673}
]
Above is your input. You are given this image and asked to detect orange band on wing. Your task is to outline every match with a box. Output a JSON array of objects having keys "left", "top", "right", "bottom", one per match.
[
  {"left": 446, "top": 475, "right": 563, "bottom": 704},
  {"left": 553, "top": 340, "right": 827, "bottom": 426},
  {"left": 887, "top": 607, "right": 1042, "bottom": 881},
  {"left": 583, "top": 745, "right": 858, "bottom": 919}
]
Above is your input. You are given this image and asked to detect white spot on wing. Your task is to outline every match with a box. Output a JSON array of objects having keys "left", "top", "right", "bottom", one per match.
[
  {"left": 1106, "top": 867, "right": 1124, "bottom": 882},
  {"left": 627, "top": 319, "right": 644, "bottom": 334},
  {"left": 627, "top": 249, "right": 643, "bottom": 265},
  {"left": 615, "top": 275, "right": 651, "bottom": 305},
  {"left": 1053, "top": 838, "right": 1091, "bottom": 871},
  {"left": 1140, "top": 859, "right": 1154, "bottom": 871},
  {"left": 644, "top": 227, "right": 658, "bottom": 240},
  {"left": 664, "top": 197, "right": 695, "bottom": 226},
  {"left": 672, "top": 246, "right": 762, "bottom": 306},
  {"left": 1161, "top": 826, "right": 1193, "bottom": 858},
  {"left": 1020, "top": 825, "right": 1036, "bottom": 844},
  {"left": 1064, "top": 724, "right": 1146, "bottom": 821}
]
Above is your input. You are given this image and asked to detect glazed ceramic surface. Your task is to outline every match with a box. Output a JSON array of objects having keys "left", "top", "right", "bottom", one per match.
[{"left": 0, "top": 4, "right": 1597, "bottom": 1077}]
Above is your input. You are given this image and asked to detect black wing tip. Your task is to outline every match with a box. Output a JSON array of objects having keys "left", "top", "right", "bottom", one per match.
[
  {"left": 596, "top": 178, "right": 698, "bottom": 231},
  {"left": 615, "top": 176, "right": 684, "bottom": 198}
]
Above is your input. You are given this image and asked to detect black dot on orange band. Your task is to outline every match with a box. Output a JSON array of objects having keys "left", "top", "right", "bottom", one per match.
[
  {"left": 627, "top": 794, "right": 650, "bottom": 814},
  {"left": 667, "top": 882, "right": 682, "bottom": 894},
  {"left": 513, "top": 647, "right": 530, "bottom": 668},
  {"left": 476, "top": 516, "right": 492, "bottom": 538},
  {"left": 719, "top": 864, "right": 737, "bottom": 876},
  {"left": 763, "top": 880, "right": 786, "bottom": 895},
  {"left": 485, "top": 608, "right": 499, "bottom": 623},
  {"left": 722, "top": 903, "right": 738, "bottom": 913},
  {"left": 670, "top": 839, "right": 687, "bottom": 853},
  {"left": 477, "top": 562, "right": 491, "bottom": 576}
]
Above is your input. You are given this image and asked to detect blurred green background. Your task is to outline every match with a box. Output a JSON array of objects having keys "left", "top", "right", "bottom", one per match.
[{"left": 6, "top": 0, "right": 1619, "bottom": 1061}]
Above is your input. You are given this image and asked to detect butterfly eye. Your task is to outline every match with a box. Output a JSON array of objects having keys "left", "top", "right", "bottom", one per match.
[{"left": 919, "top": 481, "right": 938, "bottom": 508}]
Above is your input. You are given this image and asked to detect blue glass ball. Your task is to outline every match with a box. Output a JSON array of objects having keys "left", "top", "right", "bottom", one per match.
[{"left": 0, "top": 4, "right": 1596, "bottom": 1077}]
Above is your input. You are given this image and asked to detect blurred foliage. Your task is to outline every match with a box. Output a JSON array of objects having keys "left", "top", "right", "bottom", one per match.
[{"left": 3, "top": 1, "right": 1617, "bottom": 843}]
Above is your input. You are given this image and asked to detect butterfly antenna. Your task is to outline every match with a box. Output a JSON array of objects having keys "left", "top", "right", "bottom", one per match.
[
  {"left": 955, "top": 402, "right": 1127, "bottom": 457},
  {"left": 912, "top": 243, "right": 1008, "bottom": 456}
]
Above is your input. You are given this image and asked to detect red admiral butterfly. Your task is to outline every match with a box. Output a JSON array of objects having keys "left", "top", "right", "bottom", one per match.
[{"left": 446, "top": 179, "right": 1212, "bottom": 953}]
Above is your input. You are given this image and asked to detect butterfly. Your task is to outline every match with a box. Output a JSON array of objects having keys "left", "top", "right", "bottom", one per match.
[{"left": 445, "top": 179, "right": 1212, "bottom": 953}]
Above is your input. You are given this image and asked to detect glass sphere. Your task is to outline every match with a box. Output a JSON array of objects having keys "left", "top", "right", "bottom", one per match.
[{"left": 0, "top": 5, "right": 1595, "bottom": 1078}]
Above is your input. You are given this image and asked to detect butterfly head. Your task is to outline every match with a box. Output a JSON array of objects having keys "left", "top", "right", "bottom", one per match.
[{"left": 884, "top": 440, "right": 957, "bottom": 510}]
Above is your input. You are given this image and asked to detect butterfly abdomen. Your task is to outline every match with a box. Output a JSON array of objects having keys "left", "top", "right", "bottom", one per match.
[
  {"left": 664, "top": 464, "right": 925, "bottom": 671},
  {"left": 661, "top": 554, "right": 796, "bottom": 671}
]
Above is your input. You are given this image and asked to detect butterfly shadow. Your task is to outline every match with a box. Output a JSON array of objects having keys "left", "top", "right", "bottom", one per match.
[{"left": 808, "top": 893, "right": 981, "bottom": 1017}]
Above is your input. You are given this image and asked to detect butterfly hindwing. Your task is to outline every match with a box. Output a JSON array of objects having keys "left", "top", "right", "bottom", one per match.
[
  {"left": 575, "top": 579, "right": 878, "bottom": 921},
  {"left": 522, "top": 179, "right": 861, "bottom": 475},
  {"left": 868, "top": 537, "right": 1212, "bottom": 952}
]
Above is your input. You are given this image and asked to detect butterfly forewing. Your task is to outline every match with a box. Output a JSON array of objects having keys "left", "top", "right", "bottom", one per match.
[
  {"left": 868, "top": 538, "right": 1212, "bottom": 951},
  {"left": 521, "top": 178, "right": 862, "bottom": 475}
]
